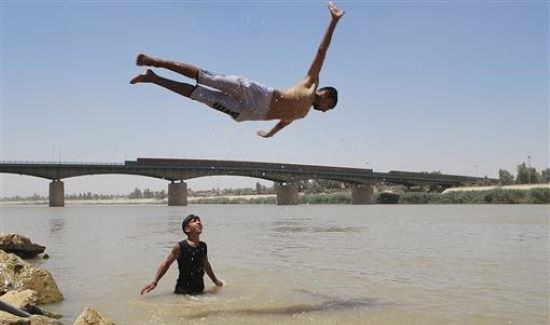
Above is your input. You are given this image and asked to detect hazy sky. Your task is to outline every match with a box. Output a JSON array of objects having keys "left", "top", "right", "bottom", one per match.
[{"left": 1, "top": 0, "right": 548, "bottom": 197}]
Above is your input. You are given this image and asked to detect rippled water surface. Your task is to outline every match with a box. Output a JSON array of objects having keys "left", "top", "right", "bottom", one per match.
[{"left": 0, "top": 205, "right": 548, "bottom": 324}]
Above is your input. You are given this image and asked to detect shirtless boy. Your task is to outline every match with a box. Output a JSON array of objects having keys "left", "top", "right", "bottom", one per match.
[{"left": 131, "top": 1, "right": 345, "bottom": 137}]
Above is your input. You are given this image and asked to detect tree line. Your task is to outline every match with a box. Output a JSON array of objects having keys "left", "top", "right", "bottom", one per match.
[{"left": 498, "top": 163, "right": 550, "bottom": 185}]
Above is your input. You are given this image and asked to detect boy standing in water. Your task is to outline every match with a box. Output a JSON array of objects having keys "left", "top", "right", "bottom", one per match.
[
  {"left": 141, "top": 214, "right": 223, "bottom": 295},
  {"left": 130, "top": 1, "right": 345, "bottom": 138}
]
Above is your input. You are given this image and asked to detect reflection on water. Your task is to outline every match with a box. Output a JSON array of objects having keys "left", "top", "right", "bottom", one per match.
[
  {"left": 274, "top": 225, "right": 363, "bottom": 233},
  {"left": 48, "top": 218, "right": 65, "bottom": 235},
  {"left": 272, "top": 218, "right": 364, "bottom": 233},
  {"left": 0, "top": 205, "right": 547, "bottom": 325},
  {"left": 186, "top": 297, "right": 386, "bottom": 319}
]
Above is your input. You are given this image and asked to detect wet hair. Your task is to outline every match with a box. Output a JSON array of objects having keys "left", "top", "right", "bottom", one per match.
[
  {"left": 182, "top": 214, "right": 199, "bottom": 234},
  {"left": 316, "top": 86, "right": 338, "bottom": 109}
]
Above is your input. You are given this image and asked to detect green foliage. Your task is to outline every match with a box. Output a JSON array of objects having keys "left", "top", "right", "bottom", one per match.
[
  {"left": 527, "top": 188, "right": 550, "bottom": 204},
  {"left": 300, "top": 192, "right": 350, "bottom": 204},
  {"left": 398, "top": 188, "right": 550, "bottom": 204},
  {"left": 192, "top": 196, "right": 276, "bottom": 205},
  {"left": 298, "top": 180, "right": 346, "bottom": 194},
  {"left": 399, "top": 192, "right": 441, "bottom": 204},
  {"left": 128, "top": 187, "right": 143, "bottom": 199},
  {"left": 498, "top": 169, "right": 515, "bottom": 185},
  {"left": 377, "top": 192, "right": 400, "bottom": 204},
  {"left": 192, "top": 192, "right": 351, "bottom": 205},
  {"left": 516, "top": 163, "right": 541, "bottom": 184}
]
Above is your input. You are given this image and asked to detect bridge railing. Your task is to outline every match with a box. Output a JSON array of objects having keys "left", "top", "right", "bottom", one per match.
[
  {"left": 131, "top": 158, "right": 373, "bottom": 175},
  {"left": 0, "top": 161, "right": 125, "bottom": 166}
]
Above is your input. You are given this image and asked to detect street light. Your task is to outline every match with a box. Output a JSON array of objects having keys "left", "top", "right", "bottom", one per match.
[
  {"left": 527, "top": 155, "right": 532, "bottom": 184},
  {"left": 51, "top": 147, "right": 61, "bottom": 163}
]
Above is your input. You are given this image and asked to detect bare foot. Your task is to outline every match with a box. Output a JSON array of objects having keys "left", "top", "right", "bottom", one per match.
[
  {"left": 136, "top": 53, "right": 157, "bottom": 67},
  {"left": 130, "top": 69, "right": 156, "bottom": 84}
]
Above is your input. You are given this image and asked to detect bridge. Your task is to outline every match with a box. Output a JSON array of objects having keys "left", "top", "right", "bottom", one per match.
[{"left": 0, "top": 158, "right": 492, "bottom": 206}]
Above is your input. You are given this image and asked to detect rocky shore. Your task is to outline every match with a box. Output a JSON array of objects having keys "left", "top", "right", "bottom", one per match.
[{"left": 0, "top": 234, "right": 116, "bottom": 325}]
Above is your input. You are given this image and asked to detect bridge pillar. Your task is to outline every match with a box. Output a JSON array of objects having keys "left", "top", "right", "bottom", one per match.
[
  {"left": 276, "top": 183, "right": 299, "bottom": 205},
  {"left": 351, "top": 183, "right": 374, "bottom": 205},
  {"left": 168, "top": 181, "right": 187, "bottom": 206},
  {"left": 49, "top": 180, "right": 64, "bottom": 207}
]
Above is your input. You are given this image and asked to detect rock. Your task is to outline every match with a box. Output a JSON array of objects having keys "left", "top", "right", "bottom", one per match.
[
  {"left": 0, "top": 300, "right": 31, "bottom": 318},
  {"left": 72, "top": 308, "right": 116, "bottom": 325},
  {"left": 0, "top": 235, "right": 45, "bottom": 259},
  {"left": 23, "top": 306, "right": 61, "bottom": 320},
  {"left": 0, "top": 251, "right": 63, "bottom": 304},
  {"left": 0, "top": 290, "right": 38, "bottom": 310},
  {"left": 0, "top": 311, "right": 63, "bottom": 325},
  {"left": 0, "top": 290, "right": 61, "bottom": 319},
  {"left": 0, "top": 311, "right": 31, "bottom": 324}
]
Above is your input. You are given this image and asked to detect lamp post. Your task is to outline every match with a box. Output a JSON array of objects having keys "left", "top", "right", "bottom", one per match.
[
  {"left": 52, "top": 147, "right": 61, "bottom": 163},
  {"left": 527, "top": 156, "right": 532, "bottom": 184}
]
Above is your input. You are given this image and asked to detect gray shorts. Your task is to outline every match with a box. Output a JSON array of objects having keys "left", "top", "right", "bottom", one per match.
[{"left": 189, "top": 70, "right": 274, "bottom": 122}]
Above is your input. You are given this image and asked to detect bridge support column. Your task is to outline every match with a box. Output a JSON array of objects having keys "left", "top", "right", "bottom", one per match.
[
  {"left": 351, "top": 183, "right": 374, "bottom": 205},
  {"left": 168, "top": 181, "right": 187, "bottom": 206},
  {"left": 49, "top": 180, "right": 64, "bottom": 207},
  {"left": 276, "top": 183, "right": 299, "bottom": 205}
]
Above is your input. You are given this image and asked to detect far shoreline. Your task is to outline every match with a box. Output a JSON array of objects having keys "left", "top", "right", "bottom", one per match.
[
  {"left": 1, "top": 184, "right": 549, "bottom": 205},
  {"left": 0, "top": 195, "right": 277, "bottom": 206}
]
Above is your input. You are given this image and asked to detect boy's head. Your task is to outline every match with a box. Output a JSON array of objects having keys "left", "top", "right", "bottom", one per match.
[
  {"left": 182, "top": 214, "right": 202, "bottom": 235},
  {"left": 313, "top": 86, "right": 338, "bottom": 112}
]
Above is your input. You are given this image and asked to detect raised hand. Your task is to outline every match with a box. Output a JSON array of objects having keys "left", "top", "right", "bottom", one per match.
[
  {"left": 256, "top": 130, "right": 271, "bottom": 138},
  {"left": 328, "top": 1, "right": 345, "bottom": 20}
]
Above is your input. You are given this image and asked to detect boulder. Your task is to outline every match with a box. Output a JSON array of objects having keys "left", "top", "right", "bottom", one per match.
[
  {"left": 0, "top": 290, "right": 61, "bottom": 319},
  {"left": 0, "top": 251, "right": 63, "bottom": 304},
  {"left": 0, "top": 311, "right": 62, "bottom": 325},
  {"left": 72, "top": 308, "right": 116, "bottom": 325},
  {"left": 0, "top": 290, "right": 38, "bottom": 309},
  {"left": 0, "top": 235, "right": 45, "bottom": 259}
]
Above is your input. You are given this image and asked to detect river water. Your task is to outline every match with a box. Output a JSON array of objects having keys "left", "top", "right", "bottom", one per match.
[{"left": 0, "top": 205, "right": 548, "bottom": 324}]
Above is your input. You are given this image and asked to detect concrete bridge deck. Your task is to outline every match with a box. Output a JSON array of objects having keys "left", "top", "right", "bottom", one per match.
[{"left": 0, "top": 158, "right": 493, "bottom": 206}]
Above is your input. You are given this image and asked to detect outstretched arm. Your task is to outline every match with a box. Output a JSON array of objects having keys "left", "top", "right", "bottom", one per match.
[
  {"left": 305, "top": 1, "right": 345, "bottom": 87},
  {"left": 257, "top": 120, "right": 292, "bottom": 138},
  {"left": 140, "top": 244, "right": 179, "bottom": 295}
]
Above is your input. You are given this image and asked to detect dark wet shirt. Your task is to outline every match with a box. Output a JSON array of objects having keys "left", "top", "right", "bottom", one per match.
[{"left": 176, "top": 240, "right": 207, "bottom": 294}]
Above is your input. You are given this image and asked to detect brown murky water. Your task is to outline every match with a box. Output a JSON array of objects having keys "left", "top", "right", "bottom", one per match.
[{"left": 0, "top": 205, "right": 548, "bottom": 324}]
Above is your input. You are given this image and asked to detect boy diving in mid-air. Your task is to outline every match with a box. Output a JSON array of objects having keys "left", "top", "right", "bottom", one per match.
[{"left": 131, "top": 1, "right": 345, "bottom": 138}]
